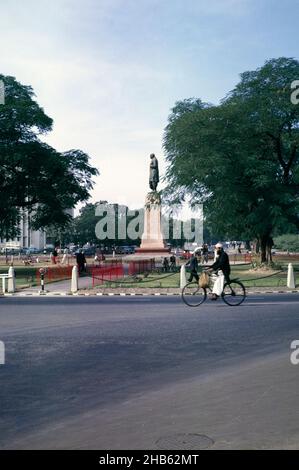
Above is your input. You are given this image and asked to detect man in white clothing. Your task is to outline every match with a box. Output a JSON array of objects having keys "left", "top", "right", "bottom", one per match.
[{"left": 208, "top": 243, "right": 231, "bottom": 300}]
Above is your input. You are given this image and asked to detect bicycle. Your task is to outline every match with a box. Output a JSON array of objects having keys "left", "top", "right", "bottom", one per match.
[{"left": 182, "top": 273, "right": 246, "bottom": 307}]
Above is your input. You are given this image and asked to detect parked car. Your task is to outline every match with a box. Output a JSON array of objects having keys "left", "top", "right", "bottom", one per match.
[
  {"left": 83, "top": 247, "right": 96, "bottom": 257},
  {"left": 43, "top": 246, "right": 54, "bottom": 254},
  {"left": 69, "top": 246, "right": 80, "bottom": 255},
  {"left": 26, "top": 247, "right": 39, "bottom": 254},
  {"left": 117, "top": 246, "right": 135, "bottom": 255}
]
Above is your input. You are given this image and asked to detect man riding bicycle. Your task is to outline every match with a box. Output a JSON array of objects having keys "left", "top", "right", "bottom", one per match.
[{"left": 207, "top": 243, "right": 231, "bottom": 300}]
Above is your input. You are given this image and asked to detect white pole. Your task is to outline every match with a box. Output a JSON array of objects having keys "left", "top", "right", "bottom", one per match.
[
  {"left": 71, "top": 265, "right": 79, "bottom": 293},
  {"left": 180, "top": 264, "right": 187, "bottom": 290},
  {"left": 8, "top": 267, "right": 16, "bottom": 293},
  {"left": 287, "top": 263, "right": 296, "bottom": 289}
]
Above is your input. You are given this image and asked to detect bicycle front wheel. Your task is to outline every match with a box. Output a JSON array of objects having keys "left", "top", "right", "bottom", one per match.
[
  {"left": 222, "top": 280, "right": 246, "bottom": 306},
  {"left": 182, "top": 282, "right": 207, "bottom": 307}
]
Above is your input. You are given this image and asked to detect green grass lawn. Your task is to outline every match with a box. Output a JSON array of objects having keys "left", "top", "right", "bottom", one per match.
[
  {"left": 0, "top": 266, "right": 38, "bottom": 288},
  {"left": 1, "top": 258, "right": 298, "bottom": 290},
  {"left": 98, "top": 263, "right": 298, "bottom": 289},
  {"left": 230, "top": 265, "right": 291, "bottom": 288},
  {"left": 0, "top": 265, "right": 76, "bottom": 289}
]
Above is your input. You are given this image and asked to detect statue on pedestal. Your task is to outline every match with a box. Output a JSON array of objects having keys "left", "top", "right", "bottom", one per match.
[
  {"left": 135, "top": 153, "right": 169, "bottom": 255},
  {"left": 149, "top": 154, "right": 159, "bottom": 191}
]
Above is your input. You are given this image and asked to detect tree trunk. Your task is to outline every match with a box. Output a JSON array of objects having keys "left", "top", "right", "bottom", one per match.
[
  {"left": 260, "top": 237, "right": 267, "bottom": 263},
  {"left": 260, "top": 234, "right": 273, "bottom": 264},
  {"left": 266, "top": 237, "right": 274, "bottom": 264},
  {"left": 266, "top": 245, "right": 272, "bottom": 263}
]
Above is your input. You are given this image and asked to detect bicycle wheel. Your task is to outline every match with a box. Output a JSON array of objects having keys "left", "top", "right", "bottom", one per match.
[
  {"left": 182, "top": 282, "right": 207, "bottom": 307},
  {"left": 222, "top": 280, "right": 246, "bottom": 306}
]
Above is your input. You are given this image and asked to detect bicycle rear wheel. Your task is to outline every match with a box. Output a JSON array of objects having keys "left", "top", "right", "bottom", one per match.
[
  {"left": 222, "top": 280, "right": 246, "bottom": 306},
  {"left": 182, "top": 282, "right": 207, "bottom": 307}
]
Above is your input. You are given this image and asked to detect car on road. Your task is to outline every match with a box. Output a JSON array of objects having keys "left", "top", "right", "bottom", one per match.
[
  {"left": 25, "top": 247, "right": 40, "bottom": 254},
  {"left": 82, "top": 247, "right": 96, "bottom": 257},
  {"left": 117, "top": 246, "right": 135, "bottom": 255}
]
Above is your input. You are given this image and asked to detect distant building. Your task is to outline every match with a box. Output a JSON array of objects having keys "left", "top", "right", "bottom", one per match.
[{"left": 0, "top": 208, "right": 74, "bottom": 250}]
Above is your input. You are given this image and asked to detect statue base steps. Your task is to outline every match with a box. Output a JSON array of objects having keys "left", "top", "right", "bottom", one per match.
[{"left": 135, "top": 247, "right": 170, "bottom": 256}]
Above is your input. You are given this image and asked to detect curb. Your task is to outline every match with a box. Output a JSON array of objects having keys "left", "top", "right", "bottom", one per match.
[{"left": 2, "top": 290, "right": 299, "bottom": 297}]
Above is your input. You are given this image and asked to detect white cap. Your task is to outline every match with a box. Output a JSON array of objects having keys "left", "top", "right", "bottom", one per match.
[{"left": 215, "top": 243, "right": 223, "bottom": 248}]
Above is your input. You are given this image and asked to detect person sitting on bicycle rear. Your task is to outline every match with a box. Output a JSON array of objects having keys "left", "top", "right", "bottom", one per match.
[{"left": 208, "top": 243, "right": 231, "bottom": 300}]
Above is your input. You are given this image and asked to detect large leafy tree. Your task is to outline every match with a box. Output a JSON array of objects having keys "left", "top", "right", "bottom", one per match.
[
  {"left": 0, "top": 75, "right": 98, "bottom": 239},
  {"left": 71, "top": 202, "right": 141, "bottom": 247},
  {"left": 163, "top": 58, "right": 299, "bottom": 263}
]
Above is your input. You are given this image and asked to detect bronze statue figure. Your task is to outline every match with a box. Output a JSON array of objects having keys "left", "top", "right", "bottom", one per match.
[{"left": 149, "top": 153, "right": 159, "bottom": 191}]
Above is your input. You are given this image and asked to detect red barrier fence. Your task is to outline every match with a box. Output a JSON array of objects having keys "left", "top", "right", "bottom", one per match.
[
  {"left": 92, "top": 264, "right": 125, "bottom": 287},
  {"left": 36, "top": 265, "right": 73, "bottom": 283},
  {"left": 128, "top": 259, "right": 155, "bottom": 276},
  {"left": 91, "top": 259, "right": 155, "bottom": 286},
  {"left": 36, "top": 259, "right": 157, "bottom": 287},
  {"left": 244, "top": 253, "right": 252, "bottom": 263},
  {"left": 231, "top": 253, "right": 252, "bottom": 264}
]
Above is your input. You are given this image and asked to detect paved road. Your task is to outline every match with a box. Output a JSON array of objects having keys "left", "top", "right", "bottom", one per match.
[{"left": 0, "top": 294, "right": 299, "bottom": 449}]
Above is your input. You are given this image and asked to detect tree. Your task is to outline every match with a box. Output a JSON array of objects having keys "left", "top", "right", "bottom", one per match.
[
  {"left": 72, "top": 203, "right": 101, "bottom": 246},
  {"left": 0, "top": 75, "right": 99, "bottom": 239},
  {"left": 72, "top": 202, "right": 142, "bottom": 248},
  {"left": 163, "top": 58, "right": 299, "bottom": 263},
  {"left": 274, "top": 234, "right": 299, "bottom": 252}
]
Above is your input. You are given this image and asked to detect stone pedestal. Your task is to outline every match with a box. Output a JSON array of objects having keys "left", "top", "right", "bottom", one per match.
[{"left": 135, "top": 192, "right": 169, "bottom": 256}]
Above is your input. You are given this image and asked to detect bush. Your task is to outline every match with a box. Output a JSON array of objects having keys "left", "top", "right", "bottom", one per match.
[{"left": 274, "top": 234, "right": 299, "bottom": 252}]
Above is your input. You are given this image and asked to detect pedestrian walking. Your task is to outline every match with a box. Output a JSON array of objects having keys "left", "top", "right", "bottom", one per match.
[
  {"left": 170, "top": 254, "right": 176, "bottom": 271},
  {"left": 162, "top": 257, "right": 169, "bottom": 272},
  {"left": 186, "top": 252, "right": 201, "bottom": 283},
  {"left": 51, "top": 248, "right": 58, "bottom": 264},
  {"left": 76, "top": 249, "right": 87, "bottom": 274}
]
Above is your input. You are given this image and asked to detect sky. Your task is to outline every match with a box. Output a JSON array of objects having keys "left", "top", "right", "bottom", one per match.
[{"left": 0, "top": 0, "right": 298, "bottom": 211}]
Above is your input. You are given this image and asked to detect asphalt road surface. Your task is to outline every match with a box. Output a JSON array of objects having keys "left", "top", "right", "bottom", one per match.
[{"left": 0, "top": 294, "right": 299, "bottom": 449}]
